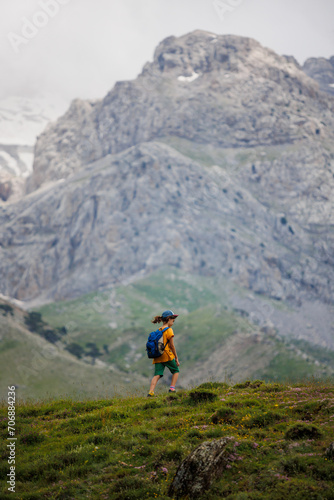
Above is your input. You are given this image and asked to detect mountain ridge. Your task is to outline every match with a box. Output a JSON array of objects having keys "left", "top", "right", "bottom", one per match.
[
  {"left": 26, "top": 32, "right": 334, "bottom": 193},
  {"left": 0, "top": 31, "right": 333, "bottom": 366}
]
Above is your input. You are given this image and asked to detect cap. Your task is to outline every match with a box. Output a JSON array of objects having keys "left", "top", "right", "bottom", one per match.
[{"left": 161, "top": 310, "right": 179, "bottom": 319}]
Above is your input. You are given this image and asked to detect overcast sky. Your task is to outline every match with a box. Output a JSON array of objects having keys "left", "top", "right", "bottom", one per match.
[{"left": 1, "top": 0, "right": 334, "bottom": 104}]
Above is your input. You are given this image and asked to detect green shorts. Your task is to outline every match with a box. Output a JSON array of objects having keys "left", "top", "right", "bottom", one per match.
[{"left": 154, "top": 359, "right": 180, "bottom": 377}]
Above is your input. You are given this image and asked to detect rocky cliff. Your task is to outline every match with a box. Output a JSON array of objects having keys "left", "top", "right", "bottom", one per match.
[
  {"left": 27, "top": 31, "right": 334, "bottom": 192},
  {"left": 303, "top": 56, "right": 334, "bottom": 96},
  {"left": 0, "top": 31, "right": 333, "bottom": 313}
]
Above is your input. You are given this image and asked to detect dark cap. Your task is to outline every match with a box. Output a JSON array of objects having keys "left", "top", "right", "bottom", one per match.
[{"left": 161, "top": 310, "right": 179, "bottom": 319}]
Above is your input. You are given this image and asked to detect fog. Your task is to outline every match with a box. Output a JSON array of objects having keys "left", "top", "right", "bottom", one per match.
[{"left": 1, "top": 0, "right": 334, "bottom": 103}]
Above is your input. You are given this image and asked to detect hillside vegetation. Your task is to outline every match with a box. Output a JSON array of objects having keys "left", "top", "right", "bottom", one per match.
[
  {"left": 1, "top": 380, "right": 334, "bottom": 498},
  {"left": 1, "top": 268, "right": 334, "bottom": 401},
  {"left": 37, "top": 268, "right": 334, "bottom": 390},
  {"left": 0, "top": 298, "right": 145, "bottom": 401}
]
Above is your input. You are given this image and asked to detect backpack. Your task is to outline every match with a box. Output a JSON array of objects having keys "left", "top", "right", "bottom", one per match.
[{"left": 146, "top": 326, "right": 170, "bottom": 358}]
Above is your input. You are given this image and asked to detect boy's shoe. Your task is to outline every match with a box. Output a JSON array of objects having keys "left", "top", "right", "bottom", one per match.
[
  {"left": 147, "top": 392, "right": 154, "bottom": 397},
  {"left": 169, "top": 389, "right": 176, "bottom": 393}
]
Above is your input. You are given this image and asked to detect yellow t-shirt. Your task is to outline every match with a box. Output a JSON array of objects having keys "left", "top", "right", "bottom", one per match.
[{"left": 152, "top": 327, "right": 174, "bottom": 364}]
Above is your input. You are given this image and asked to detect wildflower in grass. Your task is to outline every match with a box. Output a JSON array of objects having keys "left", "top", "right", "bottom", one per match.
[
  {"left": 274, "top": 473, "right": 290, "bottom": 481},
  {"left": 161, "top": 467, "right": 168, "bottom": 474}
]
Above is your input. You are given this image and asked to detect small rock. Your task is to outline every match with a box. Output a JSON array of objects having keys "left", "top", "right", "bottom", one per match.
[
  {"left": 325, "top": 442, "right": 334, "bottom": 460},
  {"left": 168, "top": 437, "right": 234, "bottom": 498}
]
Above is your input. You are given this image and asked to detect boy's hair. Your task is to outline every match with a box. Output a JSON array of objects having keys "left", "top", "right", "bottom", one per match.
[{"left": 152, "top": 315, "right": 172, "bottom": 324}]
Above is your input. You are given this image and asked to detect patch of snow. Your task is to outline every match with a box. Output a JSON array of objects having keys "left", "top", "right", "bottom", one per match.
[
  {"left": 177, "top": 71, "right": 200, "bottom": 83},
  {"left": 329, "top": 83, "right": 334, "bottom": 88},
  {"left": 0, "top": 151, "right": 21, "bottom": 176},
  {"left": 18, "top": 152, "right": 34, "bottom": 176}
]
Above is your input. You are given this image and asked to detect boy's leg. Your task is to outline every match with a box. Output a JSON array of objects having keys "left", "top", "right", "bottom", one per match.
[
  {"left": 171, "top": 372, "right": 179, "bottom": 388},
  {"left": 149, "top": 375, "right": 161, "bottom": 393},
  {"left": 166, "top": 360, "right": 180, "bottom": 391}
]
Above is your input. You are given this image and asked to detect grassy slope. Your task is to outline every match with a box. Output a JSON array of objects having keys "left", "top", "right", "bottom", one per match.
[
  {"left": 37, "top": 268, "right": 334, "bottom": 390},
  {"left": 0, "top": 380, "right": 334, "bottom": 499},
  {"left": 0, "top": 301, "right": 146, "bottom": 401}
]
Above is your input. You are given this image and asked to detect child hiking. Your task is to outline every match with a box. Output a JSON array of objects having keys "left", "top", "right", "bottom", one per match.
[{"left": 147, "top": 310, "right": 180, "bottom": 397}]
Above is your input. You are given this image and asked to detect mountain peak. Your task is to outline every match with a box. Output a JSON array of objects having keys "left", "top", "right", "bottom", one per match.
[{"left": 150, "top": 31, "right": 305, "bottom": 78}]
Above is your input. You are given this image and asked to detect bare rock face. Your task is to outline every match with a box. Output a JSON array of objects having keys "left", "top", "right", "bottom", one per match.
[
  {"left": 303, "top": 56, "right": 334, "bottom": 95},
  {"left": 1, "top": 140, "right": 333, "bottom": 306},
  {"left": 26, "top": 98, "right": 101, "bottom": 193},
  {"left": 325, "top": 442, "right": 334, "bottom": 460},
  {"left": 0, "top": 181, "right": 12, "bottom": 201},
  {"left": 1, "top": 30, "right": 334, "bottom": 319},
  {"left": 27, "top": 31, "right": 334, "bottom": 192},
  {"left": 168, "top": 437, "right": 234, "bottom": 498}
]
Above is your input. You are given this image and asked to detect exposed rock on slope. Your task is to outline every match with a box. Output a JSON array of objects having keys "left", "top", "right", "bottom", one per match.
[
  {"left": 168, "top": 437, "right": 234, "bottom": 498},
  {"left": 0, "top": 31, "right": 333, "bottom": 311},
  {"left": 303, "top": 56, "right": 334, "bottom": 96},
  {"left": 0, "top": 140, "right": 333, "bottom": 306},
  {"left": 27, "top": 31, "right": 334, "bottom": 192}
]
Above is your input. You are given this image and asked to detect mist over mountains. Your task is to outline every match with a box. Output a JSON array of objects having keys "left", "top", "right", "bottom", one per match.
[
  {"left": 0, "top": 30, "right": 334, "bottom": 356},
  {"left": 0, "top": 94, "right": 68, "bottom": 202}
]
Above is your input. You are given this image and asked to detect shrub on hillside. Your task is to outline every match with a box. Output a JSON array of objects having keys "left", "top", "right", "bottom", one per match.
[
  {"left": 85, "top": 342, "right": 102, "bottom": 358},
  {"left": 280, "top": 456, "right": 307, "bottom": 475},
  {"left": 19, "top": 430, "right": 45, "bottom": 445},
  {"left": 211, "top": 407, "right": 236, "bottom": 424},
  {"left": 24, "top": 312, "right": 45, "bottom": 333},
  {"left": 259, "top": 383, "right": 282, "bottom": 393},
  {"left": 197, "top": 382, "right": 229, "bottom": 390},
  {"left": 24, "top": 311, "right": 67, "bottom": 344},
  {"left": 189, "top": 390, "right": 218, "bottom": 403},
  {"left": 292, "top": 400, "right": 332, "bottom": 420},
  {"left": 226, "top": 398, "right": 261, "bottom": 409},
  {"left": 246, "top": 411, "right": 285, "bottom": 428},
  {"left": 233, "top": 380, "right": 264, "bottom": 389},
  {"left": 65, "top": 342, "right": 85, "bottom": 359},
  {"left": 284, "top": 423, "right": 323, "bottom": 440},
  {"left": 42, "top": 329, "right": 60, "bottom": 344},
  {"left": 0, "top": 304, "right": 13, "bottom": 316}
]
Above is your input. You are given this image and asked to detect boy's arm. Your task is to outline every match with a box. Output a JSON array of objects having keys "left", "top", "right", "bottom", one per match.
[{"left": 169, "top": 337, "right": 180, "bottom": 366}]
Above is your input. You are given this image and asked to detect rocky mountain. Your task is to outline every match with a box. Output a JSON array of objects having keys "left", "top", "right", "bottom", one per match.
[
  {"left": 0, "top": 95, "right": 68, "bottom": 202},
  {"left": 0, "top": 31, "right": 334, "bottom": 349},
  {"left": 27, "top": 31, "right": 334, "bottom": 193},
  {"left": 303, "top": 56, "right": 334, "bottom": 96}
]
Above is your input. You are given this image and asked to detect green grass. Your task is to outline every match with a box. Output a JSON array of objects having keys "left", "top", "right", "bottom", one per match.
[
  {"left": 255, "top": 352, "right": 320, "bottom": 382},
  {"left": 35, "top": 268, "right": 253, "bottom": 378},
  {"left": 157, "top": 136, "right": 303, "bottom": 172},
  {"left": 1, "top": 379, "right": 334, "bottom": 499},
  {"left": 0, "top": 267, "right": 328, "bottom": 400},
  {"left": 0, "top": 316, "right": 144, "bottom": 401}
]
